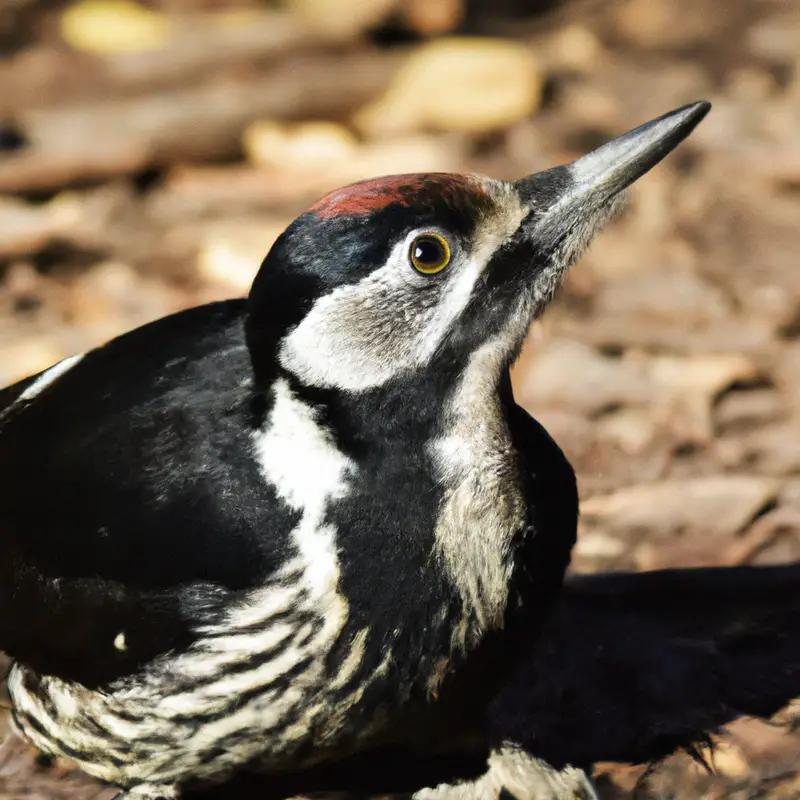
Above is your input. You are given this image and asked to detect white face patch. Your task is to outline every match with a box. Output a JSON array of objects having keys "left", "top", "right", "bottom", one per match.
[{"left": 278, "top": 183, "right": 527, "bottom": 392}]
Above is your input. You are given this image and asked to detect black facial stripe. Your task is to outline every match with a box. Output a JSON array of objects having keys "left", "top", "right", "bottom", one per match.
[
  {"left": 514, "top": 164, "right": 572, "bottom": 210},
  {"left": 482, "top": 233, "right": 544, "bottom": 298}
]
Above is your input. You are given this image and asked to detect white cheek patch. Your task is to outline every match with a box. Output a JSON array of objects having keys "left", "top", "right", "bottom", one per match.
[
  {"left": 278, "top": 244, "right": 423, "bottom": 392},
  {"left": 279, "top": 185, "right": 528, "bottom": 392}
]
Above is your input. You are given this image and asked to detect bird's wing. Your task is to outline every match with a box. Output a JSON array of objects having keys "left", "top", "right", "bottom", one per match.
[{"left": 0, "top": 300, "right": 294, "bottom": 686}]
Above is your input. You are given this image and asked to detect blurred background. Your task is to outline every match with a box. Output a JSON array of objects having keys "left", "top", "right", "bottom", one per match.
[{"left": 2, "top": 0, "right": 800, "bottom": 796}]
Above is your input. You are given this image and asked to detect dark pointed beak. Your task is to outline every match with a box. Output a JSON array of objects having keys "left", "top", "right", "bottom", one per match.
[{"left": 516, "top": 101, "right": 711, "bottom": 248}]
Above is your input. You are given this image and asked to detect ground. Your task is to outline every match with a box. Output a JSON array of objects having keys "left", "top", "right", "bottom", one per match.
[{"left": 2, "top": 0, "right": 800, "bottom": 796}]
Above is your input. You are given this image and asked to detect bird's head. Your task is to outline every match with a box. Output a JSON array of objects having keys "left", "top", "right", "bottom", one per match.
[{"left": 246, "top": 102, "right": 710, "bottom": 395}]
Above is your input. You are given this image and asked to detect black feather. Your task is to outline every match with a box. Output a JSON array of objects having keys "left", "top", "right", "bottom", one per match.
[
  {"left": 0, "top": 301, "right": 297, "bottom": 685},
  {"left": 488, "top": 563, "right": 800, "bottom": 768}
]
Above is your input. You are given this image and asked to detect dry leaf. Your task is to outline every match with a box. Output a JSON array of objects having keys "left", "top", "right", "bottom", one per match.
[
  {"left": 64, "top": 262, "right": 181, "bottom": 341},
  {"left": 243, "top": 121, "right": 359, "bottom": 171},
  {"left": 0, "top": 194, "right": 82, "bottom": 258},
  {"left": 354, "top": 38, "right": 542, "bottom": 136},
  {"left": 697, "top": 740, "right": 749, "bottom": 779},
  {"left": 540, "top": 25, "right": 602, "bottom": 72},
  {"left": 198, "top": 220, "right": 288, "bottom": 294},
  {"left": 60, "top": 0, "right": 171, "bottom": 54},
  {"left": 402, "top": 0, "right": 464, "bottom": 35},
  {"left": 573, "top": 532, "right": 626, "bottom": 560},
  {"left": 0, "top": 338, "right": 67, "bottom": 386},
  {"left": 288, "top": 0, "right": 399, "bottom": 37},
  {"left": 580, "top": 476, "right": 781, "bottom": 539},
  {"left": 518, "top": 339, "right": 758, "bottom": 442}
]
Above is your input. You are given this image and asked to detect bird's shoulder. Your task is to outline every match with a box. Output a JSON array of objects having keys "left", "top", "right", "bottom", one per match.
[
  {"left": 0, "top": 300, "right": 314, "bottom": 684},
  {"left": 0, "top": 299, "right": 298, "bottom": 593}
]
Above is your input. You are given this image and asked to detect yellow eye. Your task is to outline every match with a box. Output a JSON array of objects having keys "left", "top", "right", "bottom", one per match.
[{"left": 409, "top": 233, "right": 451, "bottom": 275}]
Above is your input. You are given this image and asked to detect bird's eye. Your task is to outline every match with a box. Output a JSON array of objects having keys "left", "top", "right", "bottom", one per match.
[{"left": 409, "top": 233, "right": 451, "bottom": 275}]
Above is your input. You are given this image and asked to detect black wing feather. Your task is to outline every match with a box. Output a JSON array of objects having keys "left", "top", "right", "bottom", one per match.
[{"left": 0, "top": 300, "right": 294, "bottom": 685}]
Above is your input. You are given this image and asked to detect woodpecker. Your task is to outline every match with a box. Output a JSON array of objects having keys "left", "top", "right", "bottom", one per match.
[{"left": 0, "top": 101, "right": 709, "bottom": 799}]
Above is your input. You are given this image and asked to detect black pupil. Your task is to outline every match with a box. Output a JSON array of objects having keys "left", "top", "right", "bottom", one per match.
[{"left": 414, "top": 237, "right": 444, "bottom": 266}]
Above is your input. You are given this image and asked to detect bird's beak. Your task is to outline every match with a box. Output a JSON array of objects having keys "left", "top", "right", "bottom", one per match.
[{"left": 515, "top": 101, "right": 711, "bottom": 253}]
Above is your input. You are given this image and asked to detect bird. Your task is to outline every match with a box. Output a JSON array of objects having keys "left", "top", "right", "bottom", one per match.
[
  {"left": 0, "top": 100, "right": 710, "bottom": 800},
  {"left": 188, "top": 562, "right": 800, "bottom": 799}
]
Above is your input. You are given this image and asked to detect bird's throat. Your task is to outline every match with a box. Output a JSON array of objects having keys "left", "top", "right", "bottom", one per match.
[{"left": 429, "top": 341, "right": 528, "bottom": 649}]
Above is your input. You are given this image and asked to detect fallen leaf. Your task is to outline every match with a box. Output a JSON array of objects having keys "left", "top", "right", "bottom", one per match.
[
  {"left": 573, "top": 532, "right": 626, "bottom": 560},
  {"left": 402, "top": 0, "right": 464, "bottom": 35},
  {"left": 539, "top": 25, "right": 603, "bottom": 73},
  {"left": 288, "top": 0, "right": 399, "bottom": 36},
  {"left": 354, "top": 38, "right": 542, "bottom": 136},
  {"left": 580, "top": 476, "right": 781, "bottom": 539},
  {"left": 198, "top": 219, "right": 289, "bottom": 294},
  {"left": 517, "top": 339, "right": 759, "bottom": 442},
  {"left": 0, "top": 338, "right": 67, "bottom": 386},
  {"left": 65, "top": 262, "right": 183, "bottom": 343},
  {"left": 613, "top": 0, "right": 726, "bottom": 50},
  {"left": 733, "top": 419, "right": 800, "bottom": 476},
  {"left": 0, "top": 194, "right": 81, "bottom": 258},
  {"left": 60, "top": 0, "right": 171, "bottom": 54},
  {"left": 696, "top": 740, "right": 749, "bottom": 779},
  {"left": 242, "top": 121, "right": 359, "bottom": 171}
]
